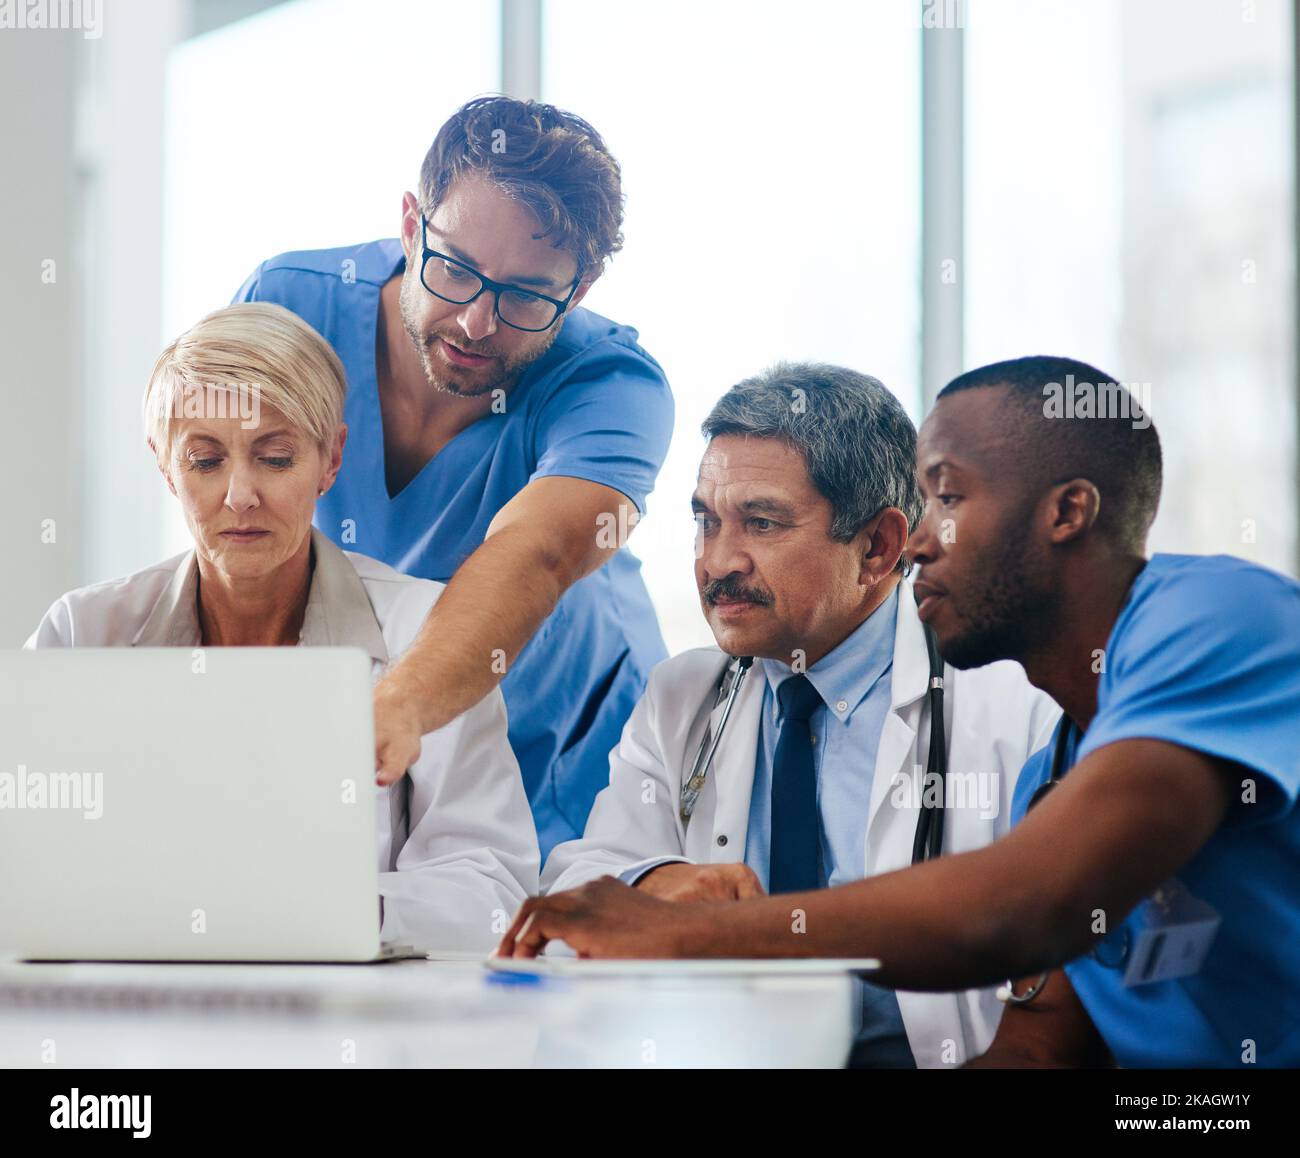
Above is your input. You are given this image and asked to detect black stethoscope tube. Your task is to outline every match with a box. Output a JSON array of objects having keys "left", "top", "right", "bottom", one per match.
[{"left": 910, "top": 623, "right": 948, "bottom": 866}]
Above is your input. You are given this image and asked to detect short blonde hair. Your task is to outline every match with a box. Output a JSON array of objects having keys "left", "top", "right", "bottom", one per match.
[{"left": 143, "top": 302, "right": 347, "bottom": 464}]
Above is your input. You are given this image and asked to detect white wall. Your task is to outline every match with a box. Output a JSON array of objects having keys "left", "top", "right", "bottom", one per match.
[
  {"left": 0, "top": 2, "right": 187, "bottom": 646},
  {"left": 0, "top": 25, "right": 83, "bottom": 645},
  {"left": 82, "top": 0, "right": 188, "bottom": 586}
]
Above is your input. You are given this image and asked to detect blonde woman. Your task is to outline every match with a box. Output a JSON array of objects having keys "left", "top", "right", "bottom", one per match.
[{"left": 26, "top": 302, "right": 539, "bottom": 954}]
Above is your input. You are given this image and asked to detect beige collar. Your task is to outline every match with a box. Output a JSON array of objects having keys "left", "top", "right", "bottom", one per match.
[{"left": 132, "top": 527, "right": 388, "bottom": 664}]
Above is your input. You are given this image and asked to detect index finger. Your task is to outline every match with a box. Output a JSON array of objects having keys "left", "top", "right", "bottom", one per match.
[
  {"left": 510, "top": 910, "right": 552, "bottom": 958},
  {"left": 374, "top": 739, "right": 409, "bottom": 787},
  {"left": 495, "top": 897, "right": 541, "bottom": 958}
]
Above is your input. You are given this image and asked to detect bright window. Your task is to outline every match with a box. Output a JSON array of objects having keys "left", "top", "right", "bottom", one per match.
[
  {"left": 965, "top": 0, "right": 1296, "bottom": 574},
  {"left": 545, "top": 0, "right": 922, "bottom": 651},
  {"left": 163, "top": 0, "right": 499, "bottom": 550}
]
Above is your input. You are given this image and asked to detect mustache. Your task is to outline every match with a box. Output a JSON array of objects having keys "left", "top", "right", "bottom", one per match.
[{"left": 702, "top": 575, "right": 774, "bottom": 606}]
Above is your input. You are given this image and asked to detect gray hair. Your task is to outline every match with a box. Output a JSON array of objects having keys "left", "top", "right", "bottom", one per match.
[{"left": 701, "top": 362, "right": 923, "bottom": 572}]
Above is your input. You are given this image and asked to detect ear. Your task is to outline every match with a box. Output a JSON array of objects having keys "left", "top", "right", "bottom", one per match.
[
  {"left": 1047, "top": 478, "right": 1101, "bottom": 544},
  {"left": 400, "top": 192, "right": 421, "bottom": 261},
  {"left": 318, "top": 424, "right": 347, "bottom": 495},
  {"left": 856, "top": 507, "right": 910, "bottom": 585}
]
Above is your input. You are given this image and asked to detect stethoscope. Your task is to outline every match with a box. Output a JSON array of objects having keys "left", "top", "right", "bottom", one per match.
[
  {"left": 679, "top": 656, "right": 755, "bottom": 825},
  {"left": 994, "top": 715, "right": 1077, "bottom": 1005},
  {"left": 679, "top": 622, "right": 950, "bottom": 867}
]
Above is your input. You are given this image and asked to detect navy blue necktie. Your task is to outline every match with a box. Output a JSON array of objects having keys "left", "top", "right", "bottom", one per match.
[{"left": 769, "top": 674, "right": 824, "bottom": 894}]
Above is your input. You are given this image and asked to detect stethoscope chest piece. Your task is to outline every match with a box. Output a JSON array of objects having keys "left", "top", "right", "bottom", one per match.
[{"left": 679, "top": 655, "right": 753, "bottom": 826}]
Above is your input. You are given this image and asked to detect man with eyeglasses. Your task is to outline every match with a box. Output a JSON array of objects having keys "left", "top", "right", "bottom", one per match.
[{"left": 233, "top": 97, "right": 674, "bottom": 860}]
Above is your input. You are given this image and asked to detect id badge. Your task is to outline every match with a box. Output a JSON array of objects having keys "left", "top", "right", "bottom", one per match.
[{"left": 1107, "top": 879, "right": 1221, "bottom": 988}]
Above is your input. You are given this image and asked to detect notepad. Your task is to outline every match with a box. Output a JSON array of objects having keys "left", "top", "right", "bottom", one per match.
[{"left": 485, "top": 956, "right": 881, "bottom": 978}]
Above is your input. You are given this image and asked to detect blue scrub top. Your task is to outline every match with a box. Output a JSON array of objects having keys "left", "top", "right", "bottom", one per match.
[
  {"left": 1011, "top": 554, "right": 1300, "bottom": 1067},
  {"left": 233, "top": 240, "right": 674, "bottom": 858}
]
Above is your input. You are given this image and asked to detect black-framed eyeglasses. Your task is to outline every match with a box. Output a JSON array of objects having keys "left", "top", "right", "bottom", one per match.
[{"left": 418, "top": 215, "right": 579, "bottom": 333}]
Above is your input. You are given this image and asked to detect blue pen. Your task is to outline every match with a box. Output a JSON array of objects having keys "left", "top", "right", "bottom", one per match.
[{"left": 484, "top": 969, "right": 545, "bottom": 986}]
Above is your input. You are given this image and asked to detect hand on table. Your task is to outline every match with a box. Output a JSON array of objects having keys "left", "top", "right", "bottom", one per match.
[
  {"left": 635, "top": 862, "right": 765, "bottom": 902},
  {"left": 496, "top": 877, "right": 710, "bottom": 959}
]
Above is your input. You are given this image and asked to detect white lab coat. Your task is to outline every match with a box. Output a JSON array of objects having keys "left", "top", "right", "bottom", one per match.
[
  {"left": 544, "top": 578, "right": 1060, "bottom": 1067},
  {"left": 25, "top": 528, "right": 540, "bottom": 956}
]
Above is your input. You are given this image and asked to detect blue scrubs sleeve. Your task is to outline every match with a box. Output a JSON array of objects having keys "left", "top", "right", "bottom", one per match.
[
  {"left": 529, "top": 348, "right": 673, "bottom": 516},
  {"left": 1079, "top": 559, "right": 1300, "bottom": 824}
]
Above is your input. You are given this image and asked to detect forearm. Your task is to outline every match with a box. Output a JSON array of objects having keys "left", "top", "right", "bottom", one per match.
[
  {"left": 674, "top": 846, "right": 1078, "bottom": 990},
  {"left": 380, "top": 522, "right": 589, "bottom": 734},
  {"left": 682, "top": 743, "right": 1237, "bottom": 987},
  {"left": 502, "top": 740, "right": 1237, "bottom": 970}
]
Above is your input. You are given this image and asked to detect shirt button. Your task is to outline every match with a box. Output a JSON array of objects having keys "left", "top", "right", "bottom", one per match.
[
  {"left": 810, "top": 735, "right": 817, "bottom": 745},
  {"left": 836, "top": 699, "right": 849, "bottom": 712},
  {"left": 716, "top": 834, "right": 728, "bottom": 847}
]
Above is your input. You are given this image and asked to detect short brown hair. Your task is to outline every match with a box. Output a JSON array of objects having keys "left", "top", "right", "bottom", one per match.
[{"left": 419, "top": 96, "right": 624, "bottom": 278}]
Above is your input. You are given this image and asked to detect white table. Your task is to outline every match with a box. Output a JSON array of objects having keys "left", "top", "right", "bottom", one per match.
[{"left": 0, "top": 959, "right": 854, "bottom": 1068}]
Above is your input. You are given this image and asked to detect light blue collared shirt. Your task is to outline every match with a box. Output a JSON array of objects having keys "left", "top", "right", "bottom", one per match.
[
  {"left": 745, "top": 584, "right": 914, "bottom": 1068},
  {"left": 744, "top": 585, "right": 899, "bottom": 890}
]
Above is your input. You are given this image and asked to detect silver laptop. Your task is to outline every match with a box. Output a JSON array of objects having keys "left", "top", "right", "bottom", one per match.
[{"left": 0, "top": 648, "right": 413, "bottom": 963}]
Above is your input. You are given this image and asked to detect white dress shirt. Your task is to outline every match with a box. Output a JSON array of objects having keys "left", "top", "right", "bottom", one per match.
[{"left": 25, "top": 527, "right": 540, "bottom": 955}]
